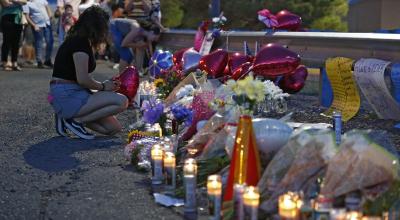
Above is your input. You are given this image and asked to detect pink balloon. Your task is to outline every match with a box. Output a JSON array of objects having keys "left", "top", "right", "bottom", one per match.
[
  {"left": 199, "top": 49, "right": 229, "bottom": 78},
  {"left": 173, "top": 48, "right": 189, "bottom": 70},
  {"left": 228, "top": 52, "right": 253, "bottom": 75},
  {"left": 276, "top": 10, "right": 302, "bottom": 31},
  {"left": 252, "top": 43, "right": 301, "bottom": 77},
  {"left": 182, "top": 48, "right": 201, "bottom": 73},
  {"left": 116, "top": 66, "right": 139, "bottom": 102},
  {"left": 279, "top": 65, "right": 308, "bottom": 94}
]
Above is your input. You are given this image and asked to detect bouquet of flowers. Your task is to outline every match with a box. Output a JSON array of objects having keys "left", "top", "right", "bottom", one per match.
[
  {"left": 170, "top": 104, "right": 193, "bottom": 127},
  {"left": 225, "top": 75, "right": 267, "bottom": 114},
  {"left": 141, "top": 98, "right": 168, "bottom": 135},
  {"left": 154, "top": 68, "right": 184, "bottom": 99}
]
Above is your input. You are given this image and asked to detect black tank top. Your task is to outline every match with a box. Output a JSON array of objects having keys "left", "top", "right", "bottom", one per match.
[{"left": 52, "top": 36, "right": 96, "bottom": 82}]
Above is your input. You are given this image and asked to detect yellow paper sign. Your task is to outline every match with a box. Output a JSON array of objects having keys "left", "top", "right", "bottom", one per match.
[{"left": 323, "top": 57, "right": 360, "bottom": 121}]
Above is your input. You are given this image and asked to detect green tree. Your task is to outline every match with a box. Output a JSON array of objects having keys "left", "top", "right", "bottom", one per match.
[
  {"left": 168, "top": 0, "right": 348, "bottom": 31},
  {"left": 161, "top": 0, "right": 184, "bottom": 28},
  {"left": 180, "top": 0, "right": 210, "bottom": 28}
]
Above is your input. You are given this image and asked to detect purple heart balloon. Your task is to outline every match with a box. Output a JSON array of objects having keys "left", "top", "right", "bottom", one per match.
[{"left": 182, "top": 47, "right": 201, "bottom": 73}]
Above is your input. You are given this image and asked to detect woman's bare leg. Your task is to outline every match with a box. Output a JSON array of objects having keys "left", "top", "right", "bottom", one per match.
[
  {"left": 74, "top": 91, "right": 128, "bottom": 123},
  {"left": 86, "top": 116, "right": 122, "bottom": 135}
]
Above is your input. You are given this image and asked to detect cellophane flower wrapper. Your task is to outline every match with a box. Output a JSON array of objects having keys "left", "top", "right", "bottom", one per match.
[
  {"left": 184, "top": 106, "right": 240, "bottom": 158},
  {"left": 127, "top": 138, "right": 160, "bottom": 171},
  {"left": 321, "top": 130, "right": 400, "bottom": 198},
  {"left": 259, "top": 129, "right": 338, "bottom": 213},
  {"left": 164, "top": 72, "right": 203, "bottom": 107},
  {"left": 180, "top": 84, "right": 216, "bottom": 141}
]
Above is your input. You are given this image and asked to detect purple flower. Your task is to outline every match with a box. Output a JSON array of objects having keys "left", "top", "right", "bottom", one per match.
[
  {"left": 141, "top": 98, "right": 164, "bottom": 125},
  {"left": 170, "top": 104, "right": 193, "bottom": 127}
]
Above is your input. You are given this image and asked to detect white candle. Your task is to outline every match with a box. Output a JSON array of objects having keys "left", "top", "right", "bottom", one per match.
[
  {"left": 279, "top": 192, "right": 299, "bottom": 219},
  {"left": 207, "top": 175, "right": 222, "bottom": 220},
  {"left": 243, "top": 186, "right": 260, "bottom": 220},
  {"left": 163, "top": 152, "right": 176, "bottom": 190},
  {"left": 234, "top": 184, "right": 245, "bottom": 220},
  {"left": 151, "top": 144, "right": 164, "bottom": 185},
  {"left": 184, "top": 158, "right": 197, "bottom": 213}
]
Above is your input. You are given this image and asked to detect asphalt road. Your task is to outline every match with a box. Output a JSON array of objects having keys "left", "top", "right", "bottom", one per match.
[{"left": 0, "top": 63, "right": 180, "bottom": 220}]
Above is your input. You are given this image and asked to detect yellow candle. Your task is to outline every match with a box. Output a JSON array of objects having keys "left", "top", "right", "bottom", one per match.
[
  {"left": 279, "top": 192, "right": 299, "bottom": 219},
  {"left": 243, "top": 186, "right": 260, "bottom": 207},
  {"left": 207, "top": 175, "right": 222, "bottom": 196},
  {"left": 151, "top": 144, "right": 163, "bottom": 161},
  {"left": 184, "top": 158, "right": 197, "bottom": 177},
  {"left": 346, "top": 211, "right": 362, "bottom": 220},
  {"left": 163, "top": 152, "right": 176, "bottom": 168}
]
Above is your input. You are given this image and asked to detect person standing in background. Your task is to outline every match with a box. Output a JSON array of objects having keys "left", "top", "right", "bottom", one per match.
[
  {"left": 61, "top": 3, "right": 76, "bottom": 33},
  {"left": 23, "top": 0, "right": 54, "bottom": 68},
  {"left": 0, "top": 0, "right": 27, "bottom": 71},
  {"left": 54, "top": 0, "right": 80, "bottom": 43}
]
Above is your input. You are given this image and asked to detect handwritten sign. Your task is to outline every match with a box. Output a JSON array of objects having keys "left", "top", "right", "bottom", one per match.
[
  {"left": 354, "top": 59, "right": 400, "bottom": 120},
  {"left": 322, "top": 57, "right": 360, "bottom": 121},
  {"left": 199, "top": 32, "right": 214, "bottom": 56}
]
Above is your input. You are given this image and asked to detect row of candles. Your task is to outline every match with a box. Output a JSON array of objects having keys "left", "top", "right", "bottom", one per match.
[
  {"left": 151, "top": 143, "right": 380, "bottom": 220},
  {"left": 150, "top": 143, "right": 260, "bottom": 219}
]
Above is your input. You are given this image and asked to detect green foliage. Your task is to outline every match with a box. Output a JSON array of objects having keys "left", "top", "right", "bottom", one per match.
[
  {"left": 164, "top": 0, "right": 348, "bottom": 31},
  {"left": 363, "top": 181, "right": 400, "bottom": 215},
  {"left": 160, "top": 0, "right": 184, "bottom": 28}
]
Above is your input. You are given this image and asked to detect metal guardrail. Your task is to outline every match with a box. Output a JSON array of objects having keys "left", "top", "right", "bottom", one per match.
[{"left": 158, "top": 30, "right": 400, "bottom": 68}]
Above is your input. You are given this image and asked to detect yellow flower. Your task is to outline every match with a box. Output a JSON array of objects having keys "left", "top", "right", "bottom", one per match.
[{"left": 154, "top": 79, "right": 165, "bottom": 87}]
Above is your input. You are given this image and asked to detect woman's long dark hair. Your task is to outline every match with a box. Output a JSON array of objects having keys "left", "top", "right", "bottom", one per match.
[{"left": 66, "top": 6, "right": 110, "bottom": 49}]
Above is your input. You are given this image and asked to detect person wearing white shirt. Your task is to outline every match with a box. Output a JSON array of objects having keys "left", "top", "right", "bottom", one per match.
[{"left": 23, "top": 0, "right": 54, "bottom": 68}]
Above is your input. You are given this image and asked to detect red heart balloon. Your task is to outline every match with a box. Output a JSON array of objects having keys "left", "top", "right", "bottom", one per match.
[
  {"left": 116, "top": 66, "right": 140, "bottom": 102},
  {"left": 276, "top": 10, "right": 302, "bottom": 31},
  {"left": 199, "top": 49, "right": 229, "bottom": 78},
  {"left": 279, "top": 65, "right": 308, "bottom": 94},
  {"left": 173, "top": 48, "right": 189, "bottom": 70},
  {"left": 228, "top": 52, "right": 253, "bottom": 75},
  {"left": 252, "top": 43, "right": 300, "bottom": 77},
  {"left": 231, "top": 62, "right": 252, "bottom": 80}
]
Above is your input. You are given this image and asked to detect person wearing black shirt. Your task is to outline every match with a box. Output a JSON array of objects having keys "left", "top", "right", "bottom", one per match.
[{"left": 49, "top": 6, "right": 128, "bottom": 139}]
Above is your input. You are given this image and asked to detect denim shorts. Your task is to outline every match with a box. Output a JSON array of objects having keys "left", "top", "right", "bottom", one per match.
[
  {"left": 48, "top": 83, "right": 91, "bottom": 119},
  {"left": 109, "top": 24, "right": 134, "bottom": 63}
]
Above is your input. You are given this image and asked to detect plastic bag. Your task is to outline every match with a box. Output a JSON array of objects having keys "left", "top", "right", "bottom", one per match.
[
  {"left": 259, "top": 129, "right": 337, "bottom": 213},
  {"left": 321, "top": 130, "right": 400, "bottom": 197}
]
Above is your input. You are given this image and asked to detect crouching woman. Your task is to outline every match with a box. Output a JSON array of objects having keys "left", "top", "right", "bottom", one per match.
[{"left": 49, "top": 6, "right": 128, "bottom": 139}]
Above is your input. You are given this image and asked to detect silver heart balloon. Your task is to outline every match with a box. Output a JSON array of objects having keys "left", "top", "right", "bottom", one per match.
[{"left": 182, "top": 47, "right": 201, "bottom": 73}]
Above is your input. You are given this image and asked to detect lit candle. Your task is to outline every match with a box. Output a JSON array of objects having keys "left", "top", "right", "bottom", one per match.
[
  {"left": 361, "top": 217, "right": 381, "bottom": 220},
  {"left": 184, "top": 158, "right": 197, "bottom": 213},
  {"left": 243, "top": 186, "right": 260, "bottom": 220},
  {"left": 233, "top": 184, "right": 245, "bottom": 220},
  {"left": 207, "top": 175, "right": 222, "bottom": 220},
  {"left": 279, "top": 192, "right": 299, "bottom": 219},
  {"left": 346, "top": 211, "right": 362, "bottom": 220},
  {"left": 151, "top": 144, "right": 164, "bottom": 185},
  {"left": 330, "top": 209, "right": 346, "bottom": 220},
  {"left": 163, "top": 152, "right": 176, "bottom": 191}
]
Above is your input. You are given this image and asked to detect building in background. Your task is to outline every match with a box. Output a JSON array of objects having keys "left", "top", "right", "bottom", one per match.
[{"left": 348, "top": 0, "right": 400, "bottom": 32}]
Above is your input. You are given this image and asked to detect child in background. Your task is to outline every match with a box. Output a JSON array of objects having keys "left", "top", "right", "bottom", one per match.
[{"left": 61, "top": 4, "right": 76, "bottom": 33}]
